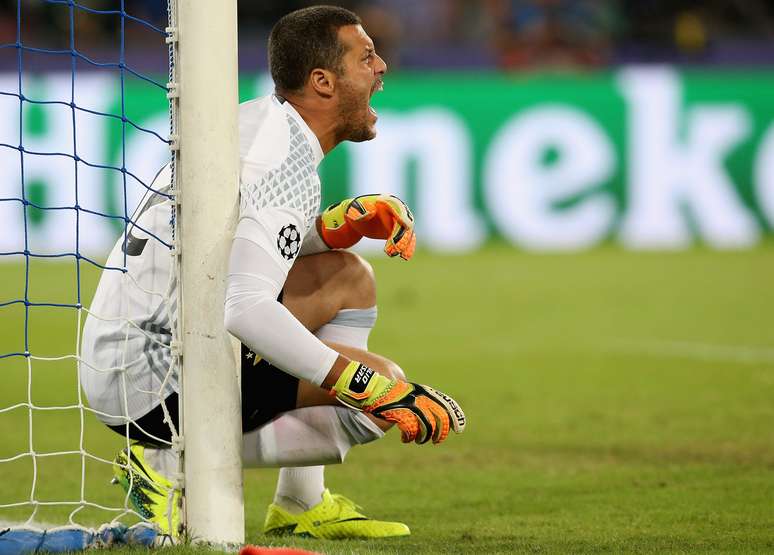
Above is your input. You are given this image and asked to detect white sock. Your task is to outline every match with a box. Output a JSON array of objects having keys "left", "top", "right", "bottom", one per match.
[
  {"left": 274, "top": 466, "right": 326, "bottom": 514},
  {"left": 269, "top": 307, "right": 378, "bottom": 514}
]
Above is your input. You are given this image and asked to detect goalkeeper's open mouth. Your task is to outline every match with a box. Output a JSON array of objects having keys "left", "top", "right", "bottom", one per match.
[{"left": 368, "top": 78, "right": 383, "bottom": 117}]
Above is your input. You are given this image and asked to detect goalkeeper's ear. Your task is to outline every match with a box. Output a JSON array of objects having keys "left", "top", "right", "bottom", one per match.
[{"left": 309, "top": 67, "right": 337, "bottom": 99}]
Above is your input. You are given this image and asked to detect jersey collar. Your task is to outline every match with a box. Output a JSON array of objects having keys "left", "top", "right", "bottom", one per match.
[{"left": 273, "top": 94, "right": 324, "bottom": 168}]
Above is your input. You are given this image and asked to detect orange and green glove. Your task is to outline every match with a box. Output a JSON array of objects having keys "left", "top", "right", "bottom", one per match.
[
  {"left": 331, "top": 361, "right": 466, "bottom": 444},
  {"left": 319, "top": 194, "right": 416, "bottom": 260}
]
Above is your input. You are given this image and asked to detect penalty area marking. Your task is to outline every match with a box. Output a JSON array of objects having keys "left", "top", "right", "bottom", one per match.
[{"left": 608, "top": 339, "right": 774, "bottom": 365}]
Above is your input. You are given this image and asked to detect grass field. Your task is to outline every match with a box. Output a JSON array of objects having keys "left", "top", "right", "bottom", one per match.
[{"left": 1, "top": 244, "right": 774, "bottom": 554}]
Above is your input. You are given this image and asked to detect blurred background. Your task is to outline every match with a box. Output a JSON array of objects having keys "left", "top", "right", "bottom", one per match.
[
  {"left": 2, "top": 0, "right": 774, "bottom": 254},
  {"left": 4, "top": 0, "right": 774, "bottom": 69}
]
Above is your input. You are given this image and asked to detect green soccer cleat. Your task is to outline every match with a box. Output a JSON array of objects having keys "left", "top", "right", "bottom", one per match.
[
  {"left": 264, "top": 489, "right": 410, "bottom": 539},
  {"left": 111, "top": 443, "right": 181, "bottom": 538}
]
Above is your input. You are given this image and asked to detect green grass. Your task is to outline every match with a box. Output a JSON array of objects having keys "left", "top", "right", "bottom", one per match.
[{"left": 2, "top": 244, "right": 774, "bottom": 553}]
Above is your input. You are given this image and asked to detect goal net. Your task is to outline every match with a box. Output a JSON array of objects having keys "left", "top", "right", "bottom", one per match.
[{"left": 0, "top": 0, "right": 243, "bottom": 550}]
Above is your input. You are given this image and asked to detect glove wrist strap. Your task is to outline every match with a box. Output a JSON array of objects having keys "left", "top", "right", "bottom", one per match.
[
  {"left": 333, "top": 361, "right": 392, "bottom": 409},
  {"left": 320, "top": 199, "right": 363, "bottom": 249}
]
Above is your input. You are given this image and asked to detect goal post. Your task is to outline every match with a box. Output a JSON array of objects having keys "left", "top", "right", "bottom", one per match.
[{"left": 174, "top": 0, "right": 244, "bottom": 545}]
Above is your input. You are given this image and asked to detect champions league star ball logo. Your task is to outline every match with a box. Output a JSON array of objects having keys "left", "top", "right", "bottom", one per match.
[{"left": 277, "top": 224, "right": 300, "bottom": 260}]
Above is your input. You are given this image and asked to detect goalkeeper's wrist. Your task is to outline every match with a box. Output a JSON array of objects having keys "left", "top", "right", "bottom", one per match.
[
  {"left": 331, "top": 360, "right": 393, "bottom": 410},
  {"left": 321, "top": 354, "right": 351, "bottom": 390}
]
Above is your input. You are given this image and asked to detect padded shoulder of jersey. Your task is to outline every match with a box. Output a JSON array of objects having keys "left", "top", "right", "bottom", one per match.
[
  {"left": 237, "top": 96, "right": 322, "bottom": 235},
  {"left": 238, "top": 96, "right": 289, "bottom": 174}
]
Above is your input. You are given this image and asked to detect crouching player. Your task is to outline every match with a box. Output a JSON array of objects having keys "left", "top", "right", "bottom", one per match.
[{"left": 79, "top": 5, "right": 465, "bottom": 542}]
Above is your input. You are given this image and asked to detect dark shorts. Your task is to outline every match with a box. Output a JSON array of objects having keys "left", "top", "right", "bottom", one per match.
[{"left": 107, "top": 294, "right": 301, "bottom": 446}]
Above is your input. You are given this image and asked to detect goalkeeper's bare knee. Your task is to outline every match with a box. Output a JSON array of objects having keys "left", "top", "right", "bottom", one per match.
[
  {"left": 283, "top": 250, "right": 376, "bottom": 331},
  {"left": 337, "top": 251, "right": 376, "bottom": 309}
]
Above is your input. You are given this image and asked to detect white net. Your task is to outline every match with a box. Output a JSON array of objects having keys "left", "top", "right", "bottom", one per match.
[{"left": 0, "top": 0, "right": 179, "bottom": 546}]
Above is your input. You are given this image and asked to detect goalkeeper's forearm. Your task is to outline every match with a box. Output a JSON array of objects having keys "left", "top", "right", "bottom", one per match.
[
  {"left": 225, "top": 237, "right": 349, "bottom": 387},
  {"left": 225, "top": 277, "right": 463, "bottom": 443},
  {"left": 225, "top": 238, "right": 461, "bottom": 441}
]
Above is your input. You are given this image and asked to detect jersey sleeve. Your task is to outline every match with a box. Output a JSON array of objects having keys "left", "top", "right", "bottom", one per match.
[
  {"left": 225, "top": 209, "right": 338, "bottom": 386},
  {"left": 227, "top": 102, "right": 336, "bottom": 385},
  {"left": 298, "top": 217, "right": 330, "bottom": 257},
  {"left": 233, "top": 205, "right": 306, "bottom": 273}
]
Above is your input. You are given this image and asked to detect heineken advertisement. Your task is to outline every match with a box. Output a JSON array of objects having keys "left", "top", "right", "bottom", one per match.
[{"left": 1, "top": 68, "right": 774, "bottom": 258}]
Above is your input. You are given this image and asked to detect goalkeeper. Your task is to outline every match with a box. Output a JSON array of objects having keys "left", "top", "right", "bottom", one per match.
[{"left": 80, "top": 5, "right": 464, "bottom": 541}]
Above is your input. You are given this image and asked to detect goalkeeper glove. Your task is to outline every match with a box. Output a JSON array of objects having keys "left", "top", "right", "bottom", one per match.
[
  {"left": 319, "top": 194, "right": 416, "bottom": 260},
  {"left": 331, "top": 361, "right": 466, "bottom": 444}
]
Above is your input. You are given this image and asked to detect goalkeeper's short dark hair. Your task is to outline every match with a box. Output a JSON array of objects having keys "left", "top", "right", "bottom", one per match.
[{"left": 269, "top": 6, "right": 362, "bottom": 94}]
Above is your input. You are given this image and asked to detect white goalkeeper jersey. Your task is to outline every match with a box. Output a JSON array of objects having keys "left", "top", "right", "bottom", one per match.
[{"left": 80, "top": 95, "right": 324, "bottom": 425}]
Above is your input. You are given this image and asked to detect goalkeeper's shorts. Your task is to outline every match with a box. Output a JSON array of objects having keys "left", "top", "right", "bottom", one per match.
[{"left": 107, "top": 295, "right": 300, "bottom": 444}]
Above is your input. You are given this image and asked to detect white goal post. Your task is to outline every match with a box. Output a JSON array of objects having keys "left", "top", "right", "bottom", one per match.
[{"left": 173, "top": 0, "right": 244, "bottom": 545}]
